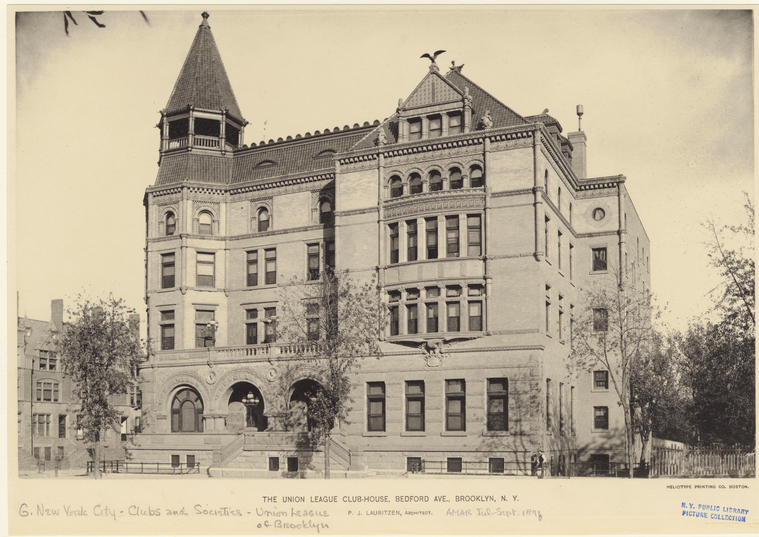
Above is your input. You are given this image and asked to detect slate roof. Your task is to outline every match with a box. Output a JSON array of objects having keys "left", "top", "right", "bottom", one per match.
[
  {"left": 524, "top": 113, "right": 563, "bottom": 132},
  {"left": 445, "top": 70, "right": 528, "bottom": 129},
  {"left": 155, "top": 153, "right": 232, "bottom": 186},
  {"left": 165, "top": 13, "right": 243, "bottom": 120}
]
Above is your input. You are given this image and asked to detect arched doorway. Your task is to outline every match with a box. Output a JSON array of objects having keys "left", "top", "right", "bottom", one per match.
[
  {"left": 289, "top": 379, "right": 323, "bottom": 432},
  {"left": 171, "top": 387, "right": 204, "bottom": 433},
  {"left": 228, "top": 382, "right": 267, "bottom": 431}
]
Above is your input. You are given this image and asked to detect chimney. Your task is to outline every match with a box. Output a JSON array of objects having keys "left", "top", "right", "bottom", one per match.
[
  {"left": 568, "top": 104, "right": 587, "bottom": 179},
  {"left": 51, "top": 299, "right": 63, "bottom": 333}
]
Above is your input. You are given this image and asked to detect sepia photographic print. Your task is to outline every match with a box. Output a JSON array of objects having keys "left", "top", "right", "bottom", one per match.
[{"left": 9, "top": 6, "right": 756, "bottom": 535}]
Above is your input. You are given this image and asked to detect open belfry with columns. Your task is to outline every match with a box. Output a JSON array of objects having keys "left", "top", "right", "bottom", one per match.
[{"left": 133, "top": 13, "right": 651, "bottom": 477}]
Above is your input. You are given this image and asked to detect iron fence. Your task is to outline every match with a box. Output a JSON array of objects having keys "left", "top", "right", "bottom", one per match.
[{"left": 86, "top": 460, "right": 201, "bottom": 475}]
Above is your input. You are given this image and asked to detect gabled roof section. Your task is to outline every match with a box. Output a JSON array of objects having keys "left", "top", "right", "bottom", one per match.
[
  {"left": 403, "top": 71, "right": 463, "bottom": 109},
  {"left": 351, "top": 115, "right": 399, "bottom": 151},
  {"left": 524, "top": 112, "right": 563, "bottom": 133},
  {"left": 445, "top": 70, "right": 527, "bottom": 129},
  {"left": 165, "top": 13, "right": 243, "bottom": 120}
]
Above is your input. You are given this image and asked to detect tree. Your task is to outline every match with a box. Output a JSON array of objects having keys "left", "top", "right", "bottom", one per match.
[
  {"left": 569, "top": 264, "right": 657, "bottom": 478},
  {"left": 631, "top": 331, "right": 694, "bottom": 460},
  {"left": 63, "top": 10, "right": 149, "bottom": 36},
  {"left": 57, "top": 295, "right": 143, "bottom": 478},
  {"left": 278, "top": 270, "right": 384, "bottom": 478}
]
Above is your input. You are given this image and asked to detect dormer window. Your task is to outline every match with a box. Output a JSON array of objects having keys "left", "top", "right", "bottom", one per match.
[
  {"left": 258, "top": 208, "right": 270, "bottom": 232},
  {"left": 409, "top": 119, "right": 422, "bottom": 141},
  {"left": 166, "top": 212, "right": 176, "bottom": 236},
  {"left": 429, "top": 171, "right": 442, "bottom": 192},
  {"left": 198, "top": 211, "right": 213, "bottom": 235},
  {"left": 449, "top": 113, "right": 462, "bottom": 135},
  {"left": 409, "top": 173, "right": 422, "bottom": 195},
  {"left": 390, "top": 176, "right": 403, "bottom": 198},
  {"left": 429, "top": 116, "right": 442, "bottom": 138},
  {"left": 449, "top": 168, "right": 463, "bottom": 190}
]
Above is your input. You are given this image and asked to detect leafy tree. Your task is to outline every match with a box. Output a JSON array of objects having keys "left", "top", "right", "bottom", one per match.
[
  {"left": 569, "top": 264, "right": 657, "bottom": 478},
  {"left": 63, "top": 10, "right": 149, "bottom": 36},
  {"left": 631, "top": 331, "right": 694, "bottom": 459},
  {"left": 57, "top": 295, "right": 143, "bottom": 478},
  {"left": 278, "top": 270, "right": 383, "bottom": 478}
]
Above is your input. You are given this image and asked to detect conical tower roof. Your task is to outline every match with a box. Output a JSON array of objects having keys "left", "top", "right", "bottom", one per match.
[{"left": 165, "top": 12, "right": 243, "bottom": 120}]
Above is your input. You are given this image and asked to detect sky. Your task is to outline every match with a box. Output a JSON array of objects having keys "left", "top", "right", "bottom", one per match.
[{"left": 12, "top": 7, "right": 754, "bottom": 335}]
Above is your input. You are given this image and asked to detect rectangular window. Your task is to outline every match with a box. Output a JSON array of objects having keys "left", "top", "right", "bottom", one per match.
[
  {"left": 269, "top": 457, "right": 280, "bottom": 471},
  {"left": 426, "top": 303, "right": 438, "bottom": 333},
  {"left": 37, "top": 382, "right": 59, "bottom": 402},
  {"left": 307, "top": 243, "right": 320, "bottom": 281},
  {"left": 389, "top": 306, "right": 399, "bottom": 336},
  {"left": 45, "top": 447, "right": 52, "bottom": 462},
  {"left": 265, "top": 249, "right": 277, "bottom": 285},
  {"left": 545, "top": 301, "right": 551, "bottom": 334},
  {"left": 558, "top": 231, "right": 563, "bottom": 270},
  {"left": 247, "top": 251, "right": 258, "bottom": 286},
  {"left": 447, "top": 302, "right": 460, "bottom": 332},
  {"left": 58, "top": 446, "right": 64, "bottom": 461},
  {"left": 39, "top": 356, "right": 47, "bottom": 370},
  {"left": 594, "top": 371, "right": 609, "bottom": 389},
  {"left": 407, "top": 457, "right": 422, "bottom": 473},
  {"left": 569, "top": 244, "right": 574, "bottom": 279},
  {"left": 389, "top": 223, "right": 399, "bottom": 264},
  {"left": 409, "top": 119, "right": 422, "bottom": 141},
  {"left": 570, "top": 304, "right": 575, "bottom": 346},
  {"left": 33, "top": 447, "right": 39, "bottom": 460},
  {"left": 367, "top": 382, "right": 386, "bottom": 431},
  {"left": 325, "top": 241, "right": 335, "bottom": 273},
  {"left": 468, "top": 301, "right": 482, "bottom": 331},
  {"left": 405, "top": 381, "right": 425, "bottom": 432},
  {"left": 544, "top": 217, "right": 550, "bottom": 259},
  {"left": 558, "top": 309, "right": 564, "bottom": 340},
  {"left": 161, "top": 253, "right": 175, "bottom": 288},
  {"left": 407, "top": 220, "right": 418, "bottom": 261},
  {"left": 307, "top": 302, "right": 320, "bottom": 341},
  {"left": 48, "top": 357, "right": 57, "bottom": 371},
  {"left": 171, "top": 455, "right": 180, "bottom": 468},
  {"left": 546, "top": 379, "right": 552, "bottom": 429},
  {"left": 196, "top": 252, "right": 215, "bottom": 287},
  {"left": 264, "top": 308, "right": 277, "bottom": 343},
  {"left": 429, "top": 115, "right": 442, "bottom": 138},
  {"left": 448, "top": 113, "right": 462, "bottom": 135},
  {"left": 59, "top": 415, "right": 66, "bottom": 438},
  {"left": 34, "top": 414, "right": 51, "bottom": 437},
  {"left": 592, "top": 247, "right": 607, "bottom": 272},
  {"left": 447, "top": 457, "right": 462, "bottom": 473},
  {"left": 186, "top": 455, "right": 196, "bottom": 468},
  {"left": 195, "top": 310, "right": 215, "bottom": 348},
  {"left": 426, "top": 218, "right": 438, "bottom": 259},
  {"left": 246, "top": 309, "right": 258, "bottom": 345},
  {"left": 160, "top": 310, "right": 175, "bottom": 350},
  {"left": 467, "top": 215, "right": 482, "bottom": 256},
  {"left": 445, "top": 379, "right": 466, "bottom": 431},
  {"left": 446, "top": 216, "right": 459, "bottom": 257},
  {"left": 559, "top": 383, "right": 564, "bottom": 435},
  {"left": 594, "top": 406, "right": 609, "bottom": 430},
  {"left": 287, "top": 457, "right": 299, "bottom": 472},
  {"left": 489, "top": 458, "right": 505, "bottom": 474},
  {"left": 407, "top": 304, "right": 418, "bottom": 334},
  {"left": 406, "top": 288, "right": 419, "bottom": 301},
  {"left": 593, "top": 308, "right": 608, "bottom": 331},
  {"left": 487, "top": 378, "right": 508, "bottom": 431}
]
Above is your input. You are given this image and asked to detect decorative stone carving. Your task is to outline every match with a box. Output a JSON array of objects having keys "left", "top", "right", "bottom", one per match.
[
  {"left": 203, "top": 365, "right": 218, "bottom": 385},
  {"left": 419, "top": 339, "right": 450, "bottom": 367},
  {"left": 463, "top": 86, "right": 472, "bottom": 108},
  {"left": 266, "top": 367, "right": 279, "bottom": 382},
  {"left": 479, "top": 110, "right": 493, "bottom": 130},
  {"left": 376, "top": 129, "right": 387, "bottom": 146}
]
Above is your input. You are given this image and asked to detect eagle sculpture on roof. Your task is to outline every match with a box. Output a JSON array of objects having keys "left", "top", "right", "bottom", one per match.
[{"left": 421, "top": 50, "right": 446, "bottom": 64}]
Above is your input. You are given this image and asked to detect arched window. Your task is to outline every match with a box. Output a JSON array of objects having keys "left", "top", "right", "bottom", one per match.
[
  {"left": 165, "top": 212, "right": 176, "bottom": 236},
  {"left": 470, "top": 166, "right": 484, "bottom": 188},
  {"left": 258, "top": 208, "right": 270, "bottom": 232},
  {"left": 319, "top": 200, "right": 332, "bottom": 225},
  {"left": 428, "top": 171, "right": 442, "bottom": 192},
  {"left": 449, "top": 168, "right": 463, "bottom": 190},
  {"left": 171, "top": 388, "right": 203, "bottom": 433},
  {"left": 390, "top": 176, "right": 403, "bottom": 198},
  {"left": 409, "top": 173, "right": 422, "bottom": 195},
  {"left": 198, "top": 212, "right": 213, "bottom": 235}
]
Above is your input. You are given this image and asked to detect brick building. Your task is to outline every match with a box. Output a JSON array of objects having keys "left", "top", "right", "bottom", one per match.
[
  {"left": 132, "top": 13, "right": 651, "bottom": 476},
  {"left": 17, "top": 300, "right": 142, "bottom": 471}
]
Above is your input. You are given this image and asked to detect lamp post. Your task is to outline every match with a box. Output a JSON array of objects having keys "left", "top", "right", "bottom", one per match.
[{"left": 241, "top": 391, "right": 259, "bottom": 430}]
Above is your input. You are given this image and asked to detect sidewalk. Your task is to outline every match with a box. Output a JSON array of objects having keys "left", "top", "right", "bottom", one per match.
[{"left": 18, "top": 468, "right": 210, "bottom": 479}]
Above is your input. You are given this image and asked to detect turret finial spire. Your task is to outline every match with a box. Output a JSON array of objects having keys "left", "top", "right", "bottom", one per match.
[{"left": 201, "top": 11, "right": 210, "bottom": 26}]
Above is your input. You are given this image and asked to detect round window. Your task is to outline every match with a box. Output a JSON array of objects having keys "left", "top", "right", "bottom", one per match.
[{"left": 593, "top": 208, "right": 605, "bottom": 221}]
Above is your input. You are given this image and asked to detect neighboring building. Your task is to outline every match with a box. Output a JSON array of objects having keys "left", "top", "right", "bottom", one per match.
[
  {"left": 17, "top": 300, "right": 142, "bottom": 471},
  {"left": 133, "top": 13, "right": 651, "bottom": 476}
]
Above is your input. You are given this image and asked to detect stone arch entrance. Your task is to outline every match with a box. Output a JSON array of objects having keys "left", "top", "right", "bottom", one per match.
[
  {"left": 288, "top": 379, "right": 323, "bottom": 432},
  {"left": 226, "top": 382, "right": 267, "bottom": 432}
]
